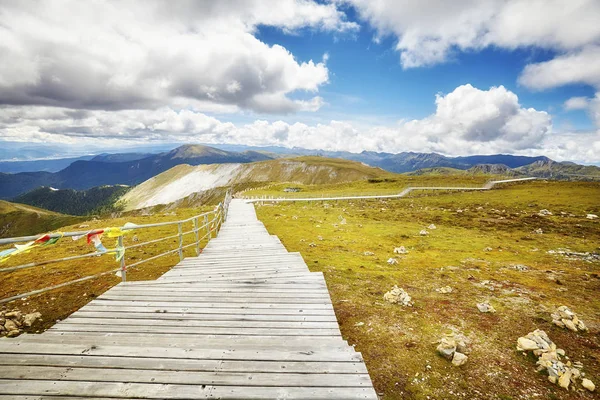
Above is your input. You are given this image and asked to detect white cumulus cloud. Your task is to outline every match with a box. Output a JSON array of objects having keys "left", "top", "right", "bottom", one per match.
[
  {"left": 3, "top": 84, "right": 576, "bottom": 160},
  {"left": 0, "top": 0, "right": 356, "bottom": 113}
]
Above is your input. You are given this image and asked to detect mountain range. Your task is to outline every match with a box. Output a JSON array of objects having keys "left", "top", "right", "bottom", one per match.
[
  {"left": 2, "top": 144, "right": 599, "bottom": 202},
  {"left": 0, "top": 145, "right": 273, "bottom": 199}
]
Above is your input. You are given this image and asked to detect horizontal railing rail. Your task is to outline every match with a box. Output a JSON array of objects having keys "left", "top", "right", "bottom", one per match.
[
  {"left": 0, "top": 191, "right": 233, "bottom": 305},
  {"left": 242, "top": 177, "right": 537, "bottom": 203}
]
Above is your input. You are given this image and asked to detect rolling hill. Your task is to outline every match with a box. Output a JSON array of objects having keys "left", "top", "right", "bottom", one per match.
[
  {"left": 0, "top": 200, "right": 85, "bottom": 238},
  {"left": 121, "top": 157, "right": 392, "bottom": 210},
  {"left": 0, "top": 145, "right": 274, "bottom": 199},
  {"left": 13, "top": 185, "right": 131, "bottom": 216}
]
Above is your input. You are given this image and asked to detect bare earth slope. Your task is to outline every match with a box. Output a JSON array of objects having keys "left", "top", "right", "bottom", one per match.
[{"left": 121, "top": 157, "right": 391, "bottom": 210}]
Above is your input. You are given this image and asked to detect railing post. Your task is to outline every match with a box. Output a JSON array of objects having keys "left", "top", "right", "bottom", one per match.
[
  {"left": 193, "top": 217, "right": 200, "bottom": 256},
  {"left": 118, "top": 235, "right": 126, "bottom": 282},
  {"left": 177, "top": 222, "right": 183, "bottom": 261},
  {"left": 205, "top": 214, "right": 211, "bottom": 239}
]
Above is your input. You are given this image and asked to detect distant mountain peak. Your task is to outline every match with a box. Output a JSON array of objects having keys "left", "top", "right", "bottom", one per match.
[{"left": 167, "top": 144, "right": 229, "bottom": 159}]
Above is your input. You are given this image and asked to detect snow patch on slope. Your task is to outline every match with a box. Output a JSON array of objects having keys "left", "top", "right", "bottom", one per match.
[{"left": 137, "top": 164, "right": 242, "bottom": 208}]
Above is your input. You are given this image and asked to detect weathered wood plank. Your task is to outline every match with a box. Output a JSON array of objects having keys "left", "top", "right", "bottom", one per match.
[
  {"left": 0, "top": 366, "right": 372, "bottom": 387},
  {"left": 0, "top": 381, "right": 378, "bottom": 399},
  {"left": 0, "top": 354, "right": 367, "bottom": 374}
]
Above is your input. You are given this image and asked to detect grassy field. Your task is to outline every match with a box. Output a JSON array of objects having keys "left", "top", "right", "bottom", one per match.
[
  {"left": 0, "top": 205, "right": 216, "bottom": 330},
  {"left": 0, "top": 200, "right": 86, "bottom": 238},
  {"left": 255, "top": 179, "right": 600, "bottom": 399},
  {"left": 243, "top": 173, "right": 508, "bottom": 199}
]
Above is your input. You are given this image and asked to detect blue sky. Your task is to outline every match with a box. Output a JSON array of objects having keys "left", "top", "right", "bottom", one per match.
[
  {"left": 0, "top": 0, "right": 599, "bottom": 163},
  {"left": 256, "top": 24, "right": 595, "bottom": 130}
]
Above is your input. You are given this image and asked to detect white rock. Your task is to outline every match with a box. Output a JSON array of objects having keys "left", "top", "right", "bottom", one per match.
[
  {"left": 387, "top": 258, "right": 398, "bottom": 265},
  {"left": 22, "top": 312, "right": 42, "bottom": 327},
  {"left": 383, "top": 285, "right": 412, "bottom": 306},
  {"left": 363, "top": 251, "right": 374, "bottom": 256},
  {"left": 538, "top": 209, "right": 553, "bottom": 216},
  {"left": 451, "top": 352, "right": 468, "bottom": 366},
  {"left": 393, "top": 246, "right": 408, "bottom": 254},
  {"left": 517, "top": 337, "right": 539, "bottom": 351},
  {"left": 436, "top": 337, "right": 456, "bottom": 360},
  {"left": 428, "top": 224, "right": 437, "bottom": 230},
  {"left": 586, "top": 214, "right": 598, "bottom": 220},
  {"left": 435, "top": 286, "right": 453, "bottom": 294},
  {"left": 582, "top": 378, "right": 595, "bottom": 392},
  {"left": 477, "top": 302, "right": 496, "bottom": 313},
  {"left": 419, "top": 230, "right": 429, "bottom": 236},
  {"left": 558, "top": 370, "right": 571, "bottom": 389}
]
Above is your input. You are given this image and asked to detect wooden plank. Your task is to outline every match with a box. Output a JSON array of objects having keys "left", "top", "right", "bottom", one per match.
[
  {"left": 67, "top": 311, "right": 338, "bottom": 322},
  {"left": 0, "top": 381, "right": 377, "bottom": 399},
  {"left": 59, "top": 317, "right": 340, "bottom": 329},
  {"left": 17, "top": 335, "right": 352, "bottom": 352},
  {"left": 0, "top": 342, "right": 364, "bottom": 362},
  {"left": 0, "top": 366, "right": 372, "bottom": 387},
  {"left": 95, "top": 295, "right": 331, "bottom": 304},
  {"left": 49, "top": 324, "right": 341, "bottom": 336},
  {"left": 85, "top": 300, "right": 333, "bottom": 309},
  {"left": 0, "top": 354, "right": 368, "bottom": 374},
  {"left": 79, "top": 305, "right": 336, "bottom": 316}
]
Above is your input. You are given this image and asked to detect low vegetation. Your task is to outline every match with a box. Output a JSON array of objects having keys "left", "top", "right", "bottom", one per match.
[
  {"left": 255, "top": 179, "right": 600, "bottom": 399},
  {"left": 14, "top": 185, "right": 131, "bottom": 216},
  {"left": 0, "top": 200, "right": 85, "bottom": 238}
]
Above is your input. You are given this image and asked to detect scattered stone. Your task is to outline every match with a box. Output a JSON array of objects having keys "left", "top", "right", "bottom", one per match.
[
  {"left": 517, "top": 337, "right": 539, "bottom": 351},
  {"left": 387, "top": 258, "right": 398, "bottom": 265},
  {"left": 419, "top": 230, "right": 429, "bottom": 236},
  {"left": 476, "top": 302, "right": 496, "bottom": 313},
  {"left": 451, "top": 352, "right": 468, "bottom": 367},
  {"left": 435, "top": 286, "right": 453, "bottom": 294},
  {"left": 586, "top": 214, "right": 598, "bottom": 220},
  {"left": 383, "top": 285, "right": 412, "bottom": 306},
  {"left": 308, "top": 243, "right": 317, "bottom": 248},
  {"left": 436, "top": 331, "right": 471, "bottom": 366},
  {"left": 534, "top": 228, "right": 543, "bottom": 234},
  {"left": 4, "top": 319, "right": 18, "bottom": 332},
  {"left": 428, "top": 224, "right": 437, "bottom": 230},
  {"left": 512, "top": 264, "right": 529, "bottom": 272},
  {"left": 551, "top": 306, "right": 588, "bottom": 332},
  {"left": 436, "top": 337, "right": 457, "bottom": 360},
  {"left": 363, "top": 251, "right": 374, "bottom": 256},
  {"left": 582, "top": 378, "right": 596, "bottom": 392},
  {"left": 558, "top": 370, "right": 572, "bottom": 389},
  {"left": 0, "top": 309, "right": 42, "bottom": 338},
  {"left": 483, "top": 247, "right": 493, "bottom": 252},
  {"left": 317, "top": 236, "right": 323, "bottom": 241},
  {"left": 393, "top": 246, "right": 408, "bottom": 254},
  {"left": 517, "top": 329, "right": 594, "bottom": 391},
  {"left": 538, "top": 209, "right": 553, "bottom": 216},
  {"left": 292, "top": 215, "right": 298, "bottom": 220},
  {"left": 22, "top": 312, "right": 42, "bottom": 327}
]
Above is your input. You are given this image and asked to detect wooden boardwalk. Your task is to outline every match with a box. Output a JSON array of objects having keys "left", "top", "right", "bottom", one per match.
[{"left": 0, "top": 199, "right": 377, "bottom": 399}]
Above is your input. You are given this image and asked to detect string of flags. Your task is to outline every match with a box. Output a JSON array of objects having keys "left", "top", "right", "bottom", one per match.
[
  {"left": 0, "top": 233, "right": 64, "bottom": 262},
  {"left": 0, "top": 222, "right": 139, "bottom": 264}
]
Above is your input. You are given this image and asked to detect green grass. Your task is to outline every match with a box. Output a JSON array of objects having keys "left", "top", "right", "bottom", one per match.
[
  {"left": 255, "top": 179, "right": 600, "bottom": 400},
  {"left": 0, "top": 200, "right": 86, "bottom": 238}
]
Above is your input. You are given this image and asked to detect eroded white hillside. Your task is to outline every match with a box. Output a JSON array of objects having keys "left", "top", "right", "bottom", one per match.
[{"left": 121, "top": 158, "right": 389, "bottom": 210}]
